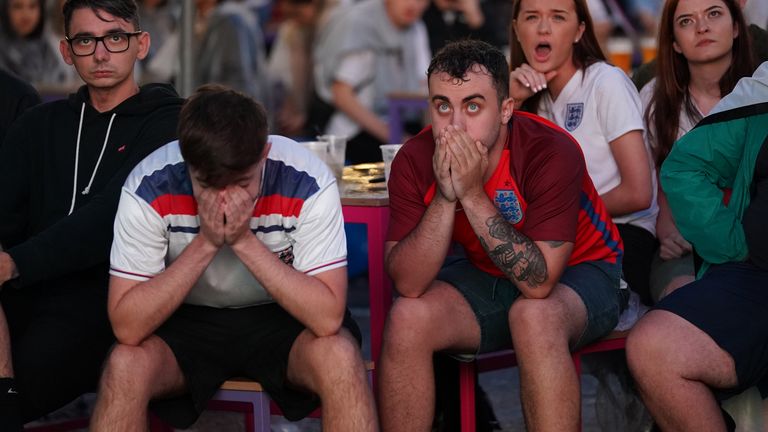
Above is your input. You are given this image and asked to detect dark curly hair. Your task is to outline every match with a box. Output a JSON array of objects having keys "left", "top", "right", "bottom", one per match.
[{"left": 427, "top": 39, "right": 510, "bottom": 105}]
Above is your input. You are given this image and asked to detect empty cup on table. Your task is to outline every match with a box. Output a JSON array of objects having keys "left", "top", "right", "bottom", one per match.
[
  {"left": 317, "top": 134, "right": 347, "bottom": 181},
  {"left": 300, "top": 141, "right": 331, "bottom": 168},
  {"left": 380, "top": 144, "right": 403, "bottom": 185}
]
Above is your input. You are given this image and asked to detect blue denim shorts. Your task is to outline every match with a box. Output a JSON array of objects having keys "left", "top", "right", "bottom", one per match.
[
  {"left": 655, "top": 261, "right": 768, "bottom": 399},
  {"left": 437, "top": 257, "right": 626, "bottom": 357}
]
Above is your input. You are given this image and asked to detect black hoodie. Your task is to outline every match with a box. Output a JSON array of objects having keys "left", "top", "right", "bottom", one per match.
[{"left": 0, "top": 83, "right": 183, "bottom": 290}]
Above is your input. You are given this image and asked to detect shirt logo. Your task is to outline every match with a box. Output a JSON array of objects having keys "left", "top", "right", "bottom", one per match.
[
  {"left": 495, "top": 190, "right": 523, "bottom": 224},
  {"left": 565, "top": 103, "right": 584, "bottom": 131}
]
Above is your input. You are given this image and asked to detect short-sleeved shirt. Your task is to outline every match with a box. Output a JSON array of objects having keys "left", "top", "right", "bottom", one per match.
[
  {"left": 537, "top": 61, "right": 658, "bottom": 234},
  {"left": 110, "top": 135, "right": 347, "bottom": 308},
  {"left": 387, "top": 112, "right": 623, "bottom": 278}
]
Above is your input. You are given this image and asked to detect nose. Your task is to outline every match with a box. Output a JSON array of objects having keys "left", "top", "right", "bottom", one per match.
[
  {"left": 93, "top": 39, "right": 110, "bottom": 61},
  {"left": 450, "top": 111, "right": 466, "bottom": 130},
  {"left": 696, "top": 15, "right": 709, "bottom": 33},
  {"left": 537, "top": 17, "right": 551, "bottom": 34}
]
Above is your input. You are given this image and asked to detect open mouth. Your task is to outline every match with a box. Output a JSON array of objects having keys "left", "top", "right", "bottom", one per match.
[{"left": 533, "top": 42, "right": 552, "bottom": 60}]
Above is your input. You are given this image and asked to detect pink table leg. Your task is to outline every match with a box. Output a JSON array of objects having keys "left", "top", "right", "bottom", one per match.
[{"left": 341, "top": 205, "right": 392, "bottom": 364}]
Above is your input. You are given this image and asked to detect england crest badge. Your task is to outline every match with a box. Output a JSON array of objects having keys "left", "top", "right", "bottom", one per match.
[
  {"left": 565, "top": 103, "right": 584, "bottom": 131},
  {"left": 495, "top": 190, "right": 523, "bottom": 224}
]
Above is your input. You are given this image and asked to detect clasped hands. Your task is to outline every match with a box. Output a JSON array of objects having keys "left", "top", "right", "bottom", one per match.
[
  {"left": 432, "top": 125, "right": 488, "bottom": 203},
  {"left": 196, "top": 185, "right": 257, "bottom": 248}
]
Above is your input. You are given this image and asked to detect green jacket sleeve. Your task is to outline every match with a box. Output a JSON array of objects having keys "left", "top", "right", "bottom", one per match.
[{"left": 660, "top": 118, "right": 748, "bottom": 265}]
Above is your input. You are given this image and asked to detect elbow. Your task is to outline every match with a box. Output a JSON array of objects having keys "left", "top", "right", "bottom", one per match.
[
  {"left": 637, "top": 187, "right": 653, "bottom": 211},
  {"left": 310, "top": 312, "right": 344, "bottom": 338},
  {"left": 113, "top": 327, "right": 148, "bottom": 347},
  {"left": 519, "top": 281, "right": 556, "bottom": 299},
  {"left": 626, "top": 185, "right": 653, "bottom": 213},
  {"left": 110, "top": 314, "right": 149, "bottom": 347},
  {"left": 391, "top": 278, "right": 429, "bottom": 298}
]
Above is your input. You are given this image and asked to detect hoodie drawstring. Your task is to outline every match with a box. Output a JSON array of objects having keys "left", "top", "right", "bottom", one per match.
[{"left": 68, "top": 102, "right": 116, "bottom": 215}]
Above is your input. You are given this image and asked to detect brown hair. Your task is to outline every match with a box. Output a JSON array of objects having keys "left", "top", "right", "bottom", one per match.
[
  {"left": 508, "top": 0, "right": 606, "bottom": 112},
  {"left": 646, "top": 0, "right": 753, "bottom": 167},
  {"left": 179, "top": 84, "right": 269, "bottom": 189}
]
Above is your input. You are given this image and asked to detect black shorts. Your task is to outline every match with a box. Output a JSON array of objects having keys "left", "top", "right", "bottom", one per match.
[
  {"left": 150, "top": 302, "right": 362, "bottom": 428},
  {"left": 655, "top": 261, "right": 768, "bottom": 399}
]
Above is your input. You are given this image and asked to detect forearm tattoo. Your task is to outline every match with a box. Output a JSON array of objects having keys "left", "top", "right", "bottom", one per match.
[{"left": 479, "top": 215, "right": 547, "bottom": 288}]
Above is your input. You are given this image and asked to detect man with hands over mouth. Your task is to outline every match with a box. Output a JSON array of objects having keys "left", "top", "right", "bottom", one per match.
[
  {"left": 90, "top": 85, "right": 377, "bottom": 431},
  {"left": 377, "top": 40, "right": 626, "bottom": 432}
]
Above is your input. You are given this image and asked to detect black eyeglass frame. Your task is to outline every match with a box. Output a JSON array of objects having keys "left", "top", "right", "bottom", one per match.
[{"left": 65, "top": 31, "right": 143, "bottom": 56}]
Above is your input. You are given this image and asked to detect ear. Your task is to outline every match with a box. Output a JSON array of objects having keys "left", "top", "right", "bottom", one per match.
[
  {"left": 672, "top": 40, "right": 682, "bottom": 54},
  {"left": 576, "top": 21, "right": 586, "bottom": 44},
  {"left": 60, "top": 39, "right": 74, "bottom": 65},
  {"left": 500, "top": 97, "right": 514, "bottom": 124},
  {"left": 261, "top": 140, "right": 273, "bottom": 159},
  {"left": 732, "top": 20, "right": 739, "bottom": 40},
  {"left": 136, "top": 31, "right": 151, "bottom": 61},
  {"left": 512, "top": 19, "right": 519, "bottom": 40}
]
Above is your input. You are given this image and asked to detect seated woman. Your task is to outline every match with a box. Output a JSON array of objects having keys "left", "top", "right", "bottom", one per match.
[
  {"left": 641, "top": 0, "right": 753, "bottom": 301},
  {"left": 0, "top": 0, "right": 70, "bottom": 87},
  {"left": 509, "top": 0, "right": 658, "bottom": 306}
]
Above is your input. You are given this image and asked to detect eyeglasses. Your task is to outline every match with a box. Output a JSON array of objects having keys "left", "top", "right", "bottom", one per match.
[{"left": 65, "top": 31, "right": 142, "bottom": 56}]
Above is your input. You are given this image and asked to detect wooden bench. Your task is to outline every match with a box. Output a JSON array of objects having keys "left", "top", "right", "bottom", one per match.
[{"left": 458, "top": 331, "right": 629, "bottom": 432}]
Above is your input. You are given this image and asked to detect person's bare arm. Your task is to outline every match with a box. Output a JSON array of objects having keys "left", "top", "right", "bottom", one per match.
[
  {"left": 108, "top": 236, "right": 219, "bottom": 346},
  {"left": 600, "top": 130, "right": 653, "bottom": 216},
  {"left": 446, "top": 126, "right": 571, "bottom": 298},
  {"left": 331, "top": 81, "right": 390, "bottom": 142},
  {"left": 223, "top": 185, "right": 348, "bottom": 336},
  {"left": 386, "top": 132, "right": 457, "bottom": 298},
  {"left": 108, "top": 188, "right": 225, "bottom": 346}
]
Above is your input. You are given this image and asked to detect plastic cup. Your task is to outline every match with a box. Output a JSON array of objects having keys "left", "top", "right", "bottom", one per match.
[
  {"left": 640, "top": 36, "right": 657, "bottom": 64},
  {"left": 317, "top": 134, "right": 347, "bottom": 181},
  {"left": 380, "top": 144, "right": 403, "bottom": 185},
  {"left": 607, "top": 37, "right": 633, "bottom": 74},
  {"left": 300, "top": 141, "right": 330, "bottom": 168}
]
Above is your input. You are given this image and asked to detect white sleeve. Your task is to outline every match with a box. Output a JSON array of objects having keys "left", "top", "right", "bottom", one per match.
[
  {"left": 290, "top": 183, "right": 347, "bottom": 275},
  {"left": 334, "top": 50, "right": 376, "bottom": 88},
  {"left": 109, "top": 188, "right": 169, "bottom": 281},
  {"left": 414, "top": 22, "right": 432, "bottom": 84},
  {"left": 596, "top": 66, "right": 645, "bottom": 142}
]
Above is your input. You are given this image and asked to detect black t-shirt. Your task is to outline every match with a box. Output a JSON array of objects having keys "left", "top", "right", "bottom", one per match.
[{"left": 743, "top": 136, "right": 768, "bottom": 271}]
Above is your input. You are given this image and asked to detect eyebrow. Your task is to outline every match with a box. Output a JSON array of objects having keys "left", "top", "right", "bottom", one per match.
[
  {"left": 71, "top": 27, "right": 130, "bottom": 38},
  {"left": 676, "top": 5, "right": 724, "bottom": 20},
  {"left": 431, "top": 94, "right": 486, "bottom": 103},
  {"left": 521, "top": 8, "right": 569, "bottom": 14}
]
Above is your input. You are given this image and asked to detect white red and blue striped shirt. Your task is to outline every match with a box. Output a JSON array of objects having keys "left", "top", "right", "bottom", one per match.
[{"left": 109, "top": 135, "right": 347, "bottom": 308}]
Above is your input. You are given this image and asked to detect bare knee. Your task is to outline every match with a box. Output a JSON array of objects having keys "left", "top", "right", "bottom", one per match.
[
  {"left": 298, "top": 332, "right": 365, "bottom": 391},
  {"left": 101, "top": 343, "right": 157, "bottom": 391},
  {"left": 384, "top": 298, "right": 437, "bottom": 351},
  {"left": 626, "top": 313, "right": 673, "bottom": 378},
  {"left": 509, "top": 298, "right": 568, "bottom": 345}
]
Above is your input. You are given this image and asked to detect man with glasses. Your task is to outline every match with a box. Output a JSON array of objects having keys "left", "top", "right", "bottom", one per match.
[{"left": 0, "top": 0, "right": 182, "bottom": 428}]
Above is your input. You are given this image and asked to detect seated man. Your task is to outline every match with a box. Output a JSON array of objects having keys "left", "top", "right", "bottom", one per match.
[
  {"left": 312, "top": 0, "right": 430, "bottom": 163},
  {"left": 0, "top": 0, "right": 182, "bottom": 428},
  {"left": 90, "top": 85, "right": 377, "bottom": 431},
  {"left": 377, "top": 40, "right": 627, "bottom": 432},
  {"left": 627, "top": 62, "right": 768, "bottom": 431}
]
